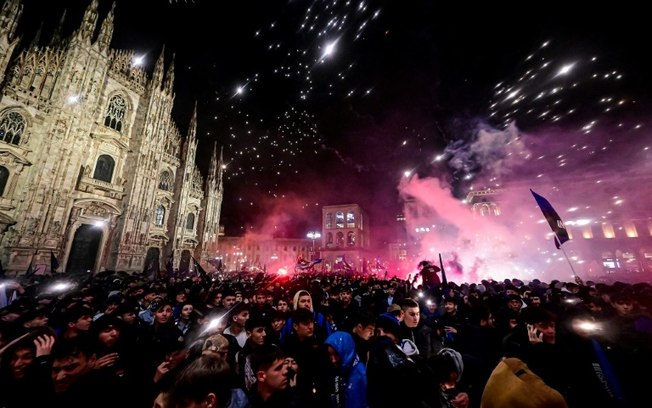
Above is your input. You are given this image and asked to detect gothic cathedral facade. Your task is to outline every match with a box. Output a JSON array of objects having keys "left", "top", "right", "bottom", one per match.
[{"left": 0, "top": 0, "right": 224, "bottom": 274}]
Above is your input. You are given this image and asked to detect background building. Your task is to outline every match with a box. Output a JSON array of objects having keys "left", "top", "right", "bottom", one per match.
[
  {"left": 0, "top": 0, "right": 224, "bottom": 274},
  {"left": 320, "top": 203, "right": 369, "bottom": 271}
]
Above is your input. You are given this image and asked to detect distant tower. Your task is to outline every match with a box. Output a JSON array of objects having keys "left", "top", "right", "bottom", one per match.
[
  {"left": 320, "top": 203, "right": 369, "bottom": 272},
  {"left": 0, "top": 0, "right": 22, "bottom": 83},
  {"left": 466, "top": 189, "right": 503, "bottom": 216}
]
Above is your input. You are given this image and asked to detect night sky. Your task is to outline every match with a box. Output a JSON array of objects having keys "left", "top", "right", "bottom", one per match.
[{"left": 16, "top": 0, "right": 652, "bottom": 250}]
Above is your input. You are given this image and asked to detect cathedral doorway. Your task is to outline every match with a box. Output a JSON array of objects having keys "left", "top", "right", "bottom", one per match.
[
  {"left": 66, "top": 224, "right": 102, "bottom": 274},
  {"left": 144, "top": 247, "right": 160, "bottom": 279},
  {"left": 179, "top": 249, "right": 191, "bottom": 275}
]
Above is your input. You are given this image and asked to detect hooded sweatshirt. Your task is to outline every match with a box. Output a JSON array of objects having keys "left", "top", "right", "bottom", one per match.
[{"left": 324, "top": 332, "right": 367, "bottom": 408}]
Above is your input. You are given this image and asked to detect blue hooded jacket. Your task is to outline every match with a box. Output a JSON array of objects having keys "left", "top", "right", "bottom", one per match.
[{"left": 324, "top": 331, "right": 368, "bottom": 408}]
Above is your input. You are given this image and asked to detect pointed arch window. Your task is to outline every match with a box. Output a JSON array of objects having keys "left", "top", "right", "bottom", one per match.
[
  {"left": 0, "top": 166, "right": 9, "bottom": 196},
  {"left": 104, "top": 95, "right": 126, "bottom": 133},
  {"left": 347, "top": 211, "right": 355, "bottom": 228},
  {"left": 155, "top": 206, "right": 165, "bottom": 226},
  {"left": 186, "top": 213, "right": 195, "bottom": 231},
  {"left": 0, "top": 111, "right": 26, "bottom": 145},
  {"left": 336, "top": 211, "right": 344, "bottom": 228},
  {"left": 325, "top": 212, "right": 333, "bottom": 229},
  {"left": 93, "top": 154, "right": 115, "bottom": 182},
  {"left": 159, "top": 170, "right": 172, "bottom": 191},
  {"left": 327, "top": 232, "right": 333, "bottom": 247}
]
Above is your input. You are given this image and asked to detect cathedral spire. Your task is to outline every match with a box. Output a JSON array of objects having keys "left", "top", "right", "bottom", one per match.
[
  {"left": 163, "top": 52, "right": 175, "bottom": 95},
  {"left": 30, "top": 21, "right": 43, "bottom": 48},
  {"left": 207, "top": 141, "right": 218, "bottom": 184},
  {"left": 187, "top": 101, "right": 198, "bottom": 141},
  {"left": 51, "top": 9, "right": 67, "bottom": 45},
  {"left": 151, "top": 45, "right": 165, "bottom": 88},
  {"left": 0, "top": 0, "right": 23, "bottom": 41},
  {"left": 217, "top": 146, "right": 225, "bottom": 188},
  {"left": 75, "top": 0, "right": 99, "bottom": 43},
  {"left": 96, "top": 1, "right": 115, "bottom": 52}
]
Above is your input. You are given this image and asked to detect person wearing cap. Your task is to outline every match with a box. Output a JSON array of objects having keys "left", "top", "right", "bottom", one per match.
[
  {"left": 224, "top": 302, "right": 250, "bottom": 348},
  {"left": 235, "top": 315, "right": 269, "bottom": 390},
  {"left": 281, "top": 308, "right": 329, "bottom": 406},
  {"left": 425, "top": 348, "right": 470, "bottom": 408},
  {"left": 367, "top": 313, "right": 426, "bottom": 408}
]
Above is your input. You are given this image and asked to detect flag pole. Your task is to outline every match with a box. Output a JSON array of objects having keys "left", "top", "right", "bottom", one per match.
[{"left": 554, "top": 233, "right": 581, "bottom": 283}]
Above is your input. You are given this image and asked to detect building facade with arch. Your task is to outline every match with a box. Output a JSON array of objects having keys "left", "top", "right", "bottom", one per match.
[{"left": 0, "top": 0, "right": 224, "bottom": 274}]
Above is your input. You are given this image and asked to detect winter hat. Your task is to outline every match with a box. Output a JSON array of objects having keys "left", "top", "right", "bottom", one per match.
[
  {"left": 438, "top": 347, "right": 464, "bottom": 383},
  {"left": 375, "top": 312, "right": 401, "bottom": 338}
]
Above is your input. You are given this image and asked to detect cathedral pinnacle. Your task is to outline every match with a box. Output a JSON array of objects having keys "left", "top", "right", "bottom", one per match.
[
  {"left": 0, "top": 0, "right": 23, "bottom": 41},
  {"left": 76, "top": 0, "right": 99, "bottom": 43},
  {"left": 152, "top": 45, "right": 166, "bottom": 88},
  {"left": 97, "top": 1, "right": 116, "bottom": 52},
  {"left": 51, "top": 9, "right": 67, "bottom": 45},
  {"left": 164, "top": 52, "right": 175, "bottom": 94},
  {"left": 187, "top": 101, "right": 198, "bottom": 140}
]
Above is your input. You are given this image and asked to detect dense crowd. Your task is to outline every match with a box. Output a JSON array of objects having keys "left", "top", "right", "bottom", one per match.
[{"left": 0, "top": 264, "right": 651, "bottom": 408}]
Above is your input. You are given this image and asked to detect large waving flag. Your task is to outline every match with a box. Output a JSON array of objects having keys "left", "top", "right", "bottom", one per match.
[
  {"left": 192, "top": 257, "right": 209, "bottom": 281},
  {"left": 296, "top": 256, "right": 322, "bottom": 270},
  {"left": 531, "top": 189, "right": 570, "bottom": 249}
]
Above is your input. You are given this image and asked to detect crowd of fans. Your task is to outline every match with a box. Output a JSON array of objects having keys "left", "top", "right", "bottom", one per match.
[{"left": 0, "top": 263, "right": 651, "bottom": 408}]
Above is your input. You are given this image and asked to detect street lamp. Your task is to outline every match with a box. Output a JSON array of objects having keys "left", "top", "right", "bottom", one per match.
[{"left": 306, "top": 231, "right": 322, "bottom": 252}]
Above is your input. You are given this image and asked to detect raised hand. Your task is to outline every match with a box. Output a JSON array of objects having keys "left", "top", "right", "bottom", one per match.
[
  {"left": 527, "top": 324, "right": 543, "bottom": 344},
  {"left": 34, "top": 335, "right": 56, "bottom": 357}
]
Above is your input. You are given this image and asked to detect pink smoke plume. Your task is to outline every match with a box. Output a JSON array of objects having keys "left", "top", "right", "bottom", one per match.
[{"left": 399, "top": 117, "right": 652, "bottom": 283}]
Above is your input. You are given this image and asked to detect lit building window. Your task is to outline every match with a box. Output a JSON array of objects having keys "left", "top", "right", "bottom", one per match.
[
  {"left": 336, "top": 211, "right": 344, "bottom": 228},
  {"left": 325, "top": 212, "right": 333, "bottom": 229},
  {"left": 347, "top": 211, "right": 355, "bottom": 228},
  {"left": 155, "top": 206, "right": 165, "bottom": 226}
]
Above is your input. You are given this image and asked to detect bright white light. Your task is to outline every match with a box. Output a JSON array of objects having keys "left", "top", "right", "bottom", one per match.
[
  {"left": 66, "top": 94, "right": 80, "bottom": 105},
  {"left": 556, "top": 63, "right": 575, "bottom": 76},
  {"left": 133, "top": 55, "right": 145, "bottom": 67},
  {"left": 404, "top": 170, "right": 411, "bottom": 178},
  {"left": 48, "top": 281, "right": 74, "bottom": 293},
  {"left": 94, "top": 220, "right": 106, "bottom": 228},
  {"left": 277, "top": 268, "right": 288, "bottom": 276},
  {"left": 235, "top": 86, "right": 244, "bottom": 95},
  {"left": 321, "top": 40, "right": 338, "bottom": 59}
]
